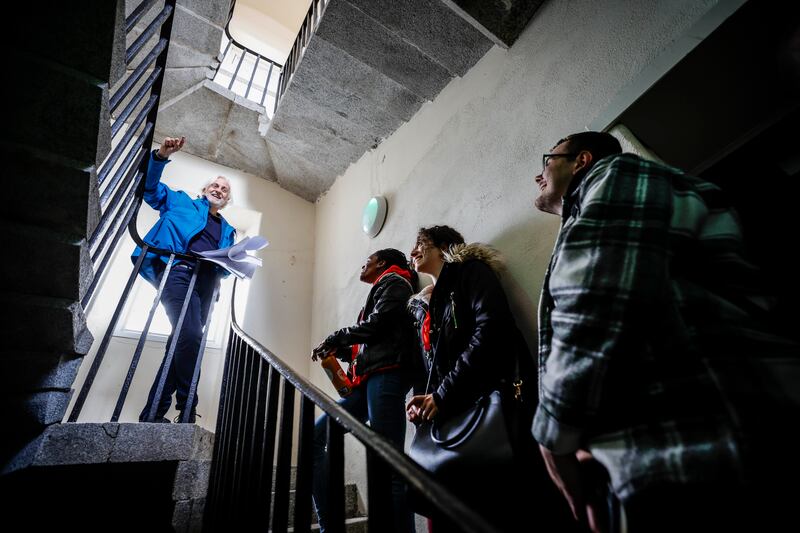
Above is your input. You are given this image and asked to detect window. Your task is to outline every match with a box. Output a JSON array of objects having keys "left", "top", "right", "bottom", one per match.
[{"left": 114, "top": 272, "right": 235, "bottom": 350}]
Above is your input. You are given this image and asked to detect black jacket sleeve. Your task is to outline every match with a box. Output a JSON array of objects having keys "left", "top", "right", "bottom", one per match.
[
  {"left": 325, "top": 277, "right": 410, "bottom": 348},
  {"left": 433, "top": 261, "right": 511, "bottom": 415}
]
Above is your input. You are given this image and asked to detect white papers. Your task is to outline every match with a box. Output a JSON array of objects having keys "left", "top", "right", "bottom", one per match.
[{"left": 197, "top": 235, "right": 269, "bottom": 279}]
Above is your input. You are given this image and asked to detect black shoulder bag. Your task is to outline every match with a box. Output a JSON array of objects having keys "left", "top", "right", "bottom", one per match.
[{"left": 407, "top": 348, "right": 524, "bottom": 478}]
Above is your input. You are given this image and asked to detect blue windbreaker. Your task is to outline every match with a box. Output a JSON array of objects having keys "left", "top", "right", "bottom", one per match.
[{"left": 131, "top": 152, "right": 236, "bottom": 285}]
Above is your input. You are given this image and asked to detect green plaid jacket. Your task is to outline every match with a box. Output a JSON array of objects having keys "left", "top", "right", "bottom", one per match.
[{"left": 532, "top": 154, "right": 798, "bottom": 500}]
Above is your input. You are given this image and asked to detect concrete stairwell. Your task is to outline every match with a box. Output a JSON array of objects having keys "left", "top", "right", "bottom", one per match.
[
  {"left": 122, "top": 0, "right": 278, "bottom": 185},
  {"left": 271, "top": 467, "right": 367, "bottom": 533},
  {"left": 144, "top": 0, "right": 538, "bottom": 202},
  {"left": 0, "top": 423, "right": 214, "bottom": 531},
  {"left": 1, "top": 0, "right": 126, "bottom": 473}
]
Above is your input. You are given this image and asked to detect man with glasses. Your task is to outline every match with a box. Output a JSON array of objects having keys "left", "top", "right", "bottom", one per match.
[{"left": 530, "top": 131, "right": 798, "bottom": 532}]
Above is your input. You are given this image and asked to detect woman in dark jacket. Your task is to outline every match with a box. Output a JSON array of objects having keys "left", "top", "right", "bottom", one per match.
[
  {"left": 311, "top": 248, "right": 416, "bottom": 533},
  {"left": 406, "top": 226, "right": 578, "bottom": 533}
]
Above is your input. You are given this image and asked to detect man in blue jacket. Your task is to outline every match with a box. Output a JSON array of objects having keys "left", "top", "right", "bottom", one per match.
[{"left": 133, "top": 136, "right": 236, "bottom": 423}]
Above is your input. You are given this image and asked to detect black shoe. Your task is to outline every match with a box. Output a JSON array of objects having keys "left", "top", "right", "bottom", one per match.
[{"left": 174, "top": 411, "right": 200, "bottom": 424}]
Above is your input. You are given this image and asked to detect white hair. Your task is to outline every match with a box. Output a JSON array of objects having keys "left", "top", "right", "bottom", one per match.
[{"left": 199, "top": 175, "right": 233, "bottom": 207}]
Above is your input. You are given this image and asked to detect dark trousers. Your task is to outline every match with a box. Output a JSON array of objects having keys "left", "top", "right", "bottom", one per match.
[
  {"left": 312, "top": 370, "right": 413, "bottom": 533},
  {"left": 139, "top": 263, "right": 217, "bottom": 421}
]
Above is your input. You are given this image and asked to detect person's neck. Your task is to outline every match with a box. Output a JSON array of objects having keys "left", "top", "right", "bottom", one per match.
[
  {"left": 209, "top": 206, "right": 220, "bottom": 216},
  {"left": 427, "top": 262, "right": 444, "bottom": 285}
]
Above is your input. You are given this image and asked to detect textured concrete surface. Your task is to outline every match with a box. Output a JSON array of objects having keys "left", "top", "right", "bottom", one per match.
[
  {"left": 446, "top": 0, "right": 546, "bottom": 46},
  {"left": 347, "top": 0, "right": 493, "bottom": 77},
  {"left": 3, "top": 293, "right": 91, "bottom": 354},
  {"left": 32, "top": 423, "right": 214, "bottom": 465},
  {"left": 7, "top": 55, "right": 111, "bottom": 167},
  {"left": 152, "top": 0, "right": 496, "bottom": 201},
  {"left": 8, "top": 225, "right": 92, "bottom": 301},
  {"left": 0, "top": 353, "right": 83, "bottom": 393},
  {"left": 3, "top": 144, "right": 100, "bottom": 237},
  {"left": 315, "top": 0, "right": 453, "bottom": 101}
]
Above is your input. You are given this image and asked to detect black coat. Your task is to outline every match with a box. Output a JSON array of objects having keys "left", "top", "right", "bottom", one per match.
[
  {"left": 409, "top": 244, "right": 535, "bottom": 418},
  {"left": 325, "top": 272, "right": 416, "bottom": 379}
]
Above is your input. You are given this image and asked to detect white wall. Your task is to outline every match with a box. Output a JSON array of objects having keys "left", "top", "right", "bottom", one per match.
[
  {"left": 68, "top": 147, "right": 315, "bottom": 431},
  {"left": 309, "top": 0, "right": 723, "bottom": 505},
  {"left": 230, "top": 0, "right": 313, "bottom": 63}
]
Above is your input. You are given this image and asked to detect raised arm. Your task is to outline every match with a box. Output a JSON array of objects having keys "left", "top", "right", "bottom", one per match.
[{"left": 143, "top": 136, "right": 185, "bottom": 212}]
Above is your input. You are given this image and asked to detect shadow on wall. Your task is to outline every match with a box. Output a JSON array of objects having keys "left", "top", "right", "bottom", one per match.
[{"left": 491, "top": 215, "right": 561, "bottom": 357}]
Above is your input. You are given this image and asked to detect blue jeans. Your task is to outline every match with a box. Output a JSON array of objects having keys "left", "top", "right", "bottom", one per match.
[
  {"left": 139, "top": 263, "right": 217, "bottom": 421},
  {"left": 312, "top": 370, "right": 413, "bottom": 533}
]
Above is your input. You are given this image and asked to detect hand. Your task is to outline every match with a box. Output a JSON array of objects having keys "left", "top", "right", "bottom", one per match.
[
  {"left": 538, "top": 445, "right": 608, "bottom": 533},
  {"left": 311, "top": 341, "right": 331, "bottom": 362},
  {"left": 157, "top": 136, "right": 185, "bottom": 159},
  {"left": 406, "top": 394, "right": 438, "bottom": 424}
]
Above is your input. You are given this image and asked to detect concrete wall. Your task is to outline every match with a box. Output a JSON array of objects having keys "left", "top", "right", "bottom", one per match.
[
  {"left": 68, "top": 148, "right": 315, "bottom": 431},
  {"left": 309, "top": 0, "right": 722, "bottom": 505}
]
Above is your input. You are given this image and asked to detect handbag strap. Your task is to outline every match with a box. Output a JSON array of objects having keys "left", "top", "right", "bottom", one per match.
[{"left": 431, "top": 393, "right": 491, "bottom": 447}]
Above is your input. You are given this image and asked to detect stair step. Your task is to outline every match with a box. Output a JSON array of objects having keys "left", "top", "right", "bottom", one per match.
[
  {"left": 281, "top": 516, "right": 368, "bottom": 533},
  {"left": 270, "top": 483, "right": 362, "bottom": 528}
]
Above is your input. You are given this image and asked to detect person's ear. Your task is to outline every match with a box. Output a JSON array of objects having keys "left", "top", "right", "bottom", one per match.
[{"left": 573, "top": 151, "right": 594, "bottom": 175}]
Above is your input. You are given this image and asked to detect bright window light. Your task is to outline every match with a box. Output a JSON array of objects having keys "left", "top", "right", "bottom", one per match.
[{"left": 114, "top": 272, "right": 235, "bottom": 350}]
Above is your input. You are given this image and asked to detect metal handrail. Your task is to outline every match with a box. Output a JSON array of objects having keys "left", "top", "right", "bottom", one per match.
[
  {"left": 200, "top": 280, "right": 500, "bottom": 532},
  {"left": 276, "top": 0, "right": 329, "bottom": 104}
]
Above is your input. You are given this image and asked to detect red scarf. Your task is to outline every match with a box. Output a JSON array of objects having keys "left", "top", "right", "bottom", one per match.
[
  {"left": 349, "top": 265, "right": 413, "bottom": 386},
  {"left": 421, "top": 310, "right": 431, "bottom": 351}
]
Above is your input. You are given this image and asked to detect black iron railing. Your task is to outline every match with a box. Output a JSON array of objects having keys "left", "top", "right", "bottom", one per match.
[
  {"left": 203, "top": 281, "right": 500, "bottom": 533},
  {"left": 69, "top": 0, "right": 212, "bottom": 424},
  {"left": 85, "top": 0, "right": 175, "bottom": 307},
  {"left": 276, "top": 0, "right": 328, "bottom": 104},
  {"left": 212, "top": 0, "right": 283, "bottom": 114}
]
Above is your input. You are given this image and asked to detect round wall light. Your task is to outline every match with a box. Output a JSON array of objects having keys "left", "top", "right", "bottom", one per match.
[{"left": 362, "top": 196, "right": 388, "bottom": 238}]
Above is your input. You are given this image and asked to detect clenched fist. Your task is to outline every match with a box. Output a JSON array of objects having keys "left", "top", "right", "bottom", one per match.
[{"left": 157, "top": 136, "right": 185, "bottom": 159}]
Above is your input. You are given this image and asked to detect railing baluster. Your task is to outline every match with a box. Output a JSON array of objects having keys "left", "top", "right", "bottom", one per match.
[
  {"left": 111, "top": 255, "right": 176, "bottom": 422},
  {"left": 220, "top": 37, "right": 232, "bottom": 64},
  {"left": 143, "top": 265, "right": 199, "bottom": 422},
  {"left": 219, "top": 335, "right": 245, "bottom": 522},
  {"left": 326, "top": 419, "right": 346, "bottom": 533},
  {"left": 97, "top": 129, "right": 149, "bottom": 211},
  {"left": 110, "top": 38, "right": 167, "bottom": 114},
  {"left": 245, "top": 55, "right": 259, "bottom": 100},
  {"left": 236, "top": 345, "right": 259, "bottom": 521},
  {"left": 125, "top": 0, "right": 158, "bottom": 33},
  {"left": 214, "top": 334, "right": 242, "bottom": 527},
  {"left": 126, "top": 4, "right": 174, "bottom": 65},
  {"left": 262, "top": 63, "right": 274, "bottom": 107},
  {"left": 206, "top": 328, "right": 235, "bottom": 528},
  {"left": 91, "top": 165, "right": 144, "bottom": 258},
  {"left": 82, "top": 191, "right": 142, "bottom": 308},
  {"left": 228, "top": 47, "right": 246, "bottom": 91},
  {"left": 242, "top": 357, "right": 269, "bottom": 525},
  {"left": 181, "top": 265, "right": 220, "bottom": 423},
  {"left": 367, "top": 449, "right": 393, "bottom": 532},
  {"left": 272, "top": 380, "right": 295, "bottom": 533},
  {"left": 293, "top": 396, "right": 315, "bottom": 533},
  {"left": 111, "top": 66, "right": 162, "bottom": 138},
  {"left": 257, "top": 364, "right": 280, "bottom": 527},
  {"left": 98, "top": 94, "right": 157, "bottom": 186},
  {"left": 69, "top": 247, "right": 148, "bottom": 421}
]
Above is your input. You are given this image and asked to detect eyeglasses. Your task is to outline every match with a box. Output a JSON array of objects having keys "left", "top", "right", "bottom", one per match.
[{"left": 542, "top": 152, "right": 578, "bottom": 171}]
